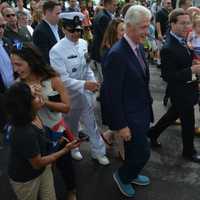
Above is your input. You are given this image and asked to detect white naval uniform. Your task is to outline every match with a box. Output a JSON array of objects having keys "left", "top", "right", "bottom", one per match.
[{"left": 49, "top": 37, "right": 106, "bottom": 157}]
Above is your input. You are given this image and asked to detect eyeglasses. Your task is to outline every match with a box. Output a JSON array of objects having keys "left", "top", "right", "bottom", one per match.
[
  {"left": 0, "top": 24, "right": 5, "bottom": 29},
  {"left": 5, "top": 13, "right": 16, "bottom": 18},
  {"left": 66, "top": 28, "right": 82, "bottom": 33}
]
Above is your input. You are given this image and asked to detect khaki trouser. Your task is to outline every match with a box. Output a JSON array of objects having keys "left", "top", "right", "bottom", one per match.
[{"left": 10, "top": 165, "right": 56, "bottom": 200}]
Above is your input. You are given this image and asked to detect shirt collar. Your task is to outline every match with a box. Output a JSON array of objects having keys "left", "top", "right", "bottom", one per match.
[
  {"left": 65, "top": 36, "right": 79, "bottom": 46},
  {"left": 107, "top": 11, "right": 113, "bottom": 18},
  {"left": 0, "top": 39, "right": 3, "bottom": 46},
  {"left": 105, "top": 9, "right": 114, "bottom": 19},
  {"left": 44, "top": 19, "right": 58, "bottom": 30},
  {"left": 170, "top": 31, "right": 186, "bottom": 44},
  {"left": 124, "top": 33, "right": 138, "bottom": 53}
]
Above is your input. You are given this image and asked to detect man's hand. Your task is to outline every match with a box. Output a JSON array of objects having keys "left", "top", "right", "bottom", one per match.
[
  {"left": 84, "top": 81, "right": 100, "bottom": 92},
  {"left": 29, "top": 83, "right": 45, "bottom": 110},
  {"left": 32, "top": 96, "right": 45, "bottom": 111},
  {"left": 30, "top": 84, "right": 43, "bottom": 98},
  {"left": 63, "top": 140, "right": 80, "bottom": 153},
  {"left": 158, "top": 34, "right": 163, "bottom": 41},
  {"left": 118, "top": 127, "right": 132, "bottom": 142}
]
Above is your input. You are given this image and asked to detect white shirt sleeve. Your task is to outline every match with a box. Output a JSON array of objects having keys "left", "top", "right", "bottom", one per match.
[{"left": 84, "top": 63, "right": 96, "bottom": 81}]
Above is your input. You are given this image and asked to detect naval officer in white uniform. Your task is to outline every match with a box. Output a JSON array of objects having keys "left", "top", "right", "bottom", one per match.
[{"left": 49, "top": 12, "right": 109, "bottom": 165}]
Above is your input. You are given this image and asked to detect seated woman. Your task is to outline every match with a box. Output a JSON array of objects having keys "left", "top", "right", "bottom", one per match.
[
  {"left": 10, "top": 43, "right": 77, "bottom": 200},
  {"left": 6, "top": 82, "right": 79, "bottom": 200}
]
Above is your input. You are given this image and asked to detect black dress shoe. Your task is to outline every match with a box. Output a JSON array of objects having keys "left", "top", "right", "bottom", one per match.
[
  {"left": 183, "top": 153, "right": 200, "bottom": 163},
  {"left": 78, "top": 131, "right": 89, "bottom": 141},
  {"left": 148, "top": 136, "right": 162, "bottom": 148}
]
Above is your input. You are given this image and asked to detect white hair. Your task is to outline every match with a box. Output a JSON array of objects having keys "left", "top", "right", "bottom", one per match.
[{"left": 124, "top": 5, "right": 152, "bottom": 26}]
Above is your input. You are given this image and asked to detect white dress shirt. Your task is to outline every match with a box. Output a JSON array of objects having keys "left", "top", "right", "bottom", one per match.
[{"left": 44, "top": 20, "right": 60, "bottom": 42}]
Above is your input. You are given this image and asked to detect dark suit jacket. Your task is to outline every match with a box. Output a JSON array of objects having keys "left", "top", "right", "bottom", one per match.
[
  {"left": 91, "top": 9, "right": 112, "bottom": 62},
  {"left": 33, "top": 20, "right": 64, "bottom": 63},
  {"left": 101, "top": 37, "right": 153, "bottom": 132},
  {"left": 160, "top": 34, "right": 198, "bottom": 109}
]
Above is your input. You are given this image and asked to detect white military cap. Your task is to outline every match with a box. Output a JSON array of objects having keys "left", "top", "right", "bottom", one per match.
[
  {"left": 59, "top": 12, "right": 84, "bottom": 21},
  {"left": 59, "top": 12, "right": 84, "bottom": 29}
]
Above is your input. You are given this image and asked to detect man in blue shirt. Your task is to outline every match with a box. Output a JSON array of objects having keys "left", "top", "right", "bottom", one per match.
[
  {"left": 0, "top": 13, "right": 14, "bottom": 93},
  {"left": 0, "top": 13, "right": 14, "bottom": 133}
]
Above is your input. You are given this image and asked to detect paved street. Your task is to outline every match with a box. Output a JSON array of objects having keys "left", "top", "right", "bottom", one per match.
[{"left": 1, "top": 64, "right": 200, "bottom": 200}]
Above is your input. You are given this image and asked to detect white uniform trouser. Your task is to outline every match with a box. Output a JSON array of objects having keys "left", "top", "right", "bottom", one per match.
[{"left": 64, "top": 101, "right": 106, "bottom": 157}]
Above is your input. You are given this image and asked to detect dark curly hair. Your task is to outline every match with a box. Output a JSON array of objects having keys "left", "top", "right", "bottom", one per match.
[
  {"left": 11, "top": 42, "right": 57, "bottom": 82},
  {"left": 5, "top": 82, "right": 35, "bottom": 126}
]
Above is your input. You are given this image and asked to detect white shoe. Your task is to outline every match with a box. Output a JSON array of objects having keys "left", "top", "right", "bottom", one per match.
[
  {"left": 71, "top": 148, "right": 83, "bottom": 161},
  {"left": 92, "top": 155, "right": 110, "bottom": 165}
]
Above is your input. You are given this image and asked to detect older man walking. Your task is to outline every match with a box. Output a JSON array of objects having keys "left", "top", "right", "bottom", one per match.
[{"left": 101, "top": 5, "right": 153, "bottom": 197}]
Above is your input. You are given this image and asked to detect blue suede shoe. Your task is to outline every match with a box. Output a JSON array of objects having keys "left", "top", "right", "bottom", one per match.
[
  {"left": 131, "top": 175, "right": 150, "bottom": 186},
  {"left": 113, "top": 171, "right": 135, "bottom": 197}
]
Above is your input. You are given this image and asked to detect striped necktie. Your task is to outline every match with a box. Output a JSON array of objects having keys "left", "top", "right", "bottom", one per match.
[
  {"left": 180, "top": 38, "right": 191, "bottom": 55},
  {"left": 135, "top": 47, "right": 146, "bottom": 74}
]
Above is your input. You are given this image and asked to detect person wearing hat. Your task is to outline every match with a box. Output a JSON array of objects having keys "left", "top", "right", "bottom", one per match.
[{"left": 49, "top": 12, "right": 110, "bottom": 165}]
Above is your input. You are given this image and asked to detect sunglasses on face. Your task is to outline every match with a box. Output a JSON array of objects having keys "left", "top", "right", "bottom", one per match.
[
  {"left": 6, "top": 13, "right": 16, "bottom": 18},
  {"left": 66, "top": 28, "right": 82, "bottom": 33},
  {"left": 0, "top": 24, "right": 5, "bottom": 29}
]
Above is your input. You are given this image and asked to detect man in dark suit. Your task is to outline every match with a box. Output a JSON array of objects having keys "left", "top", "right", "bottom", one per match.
[
  {"left": 149, "top": 8, "right": 200, "bottom": 162},
  {"left": 33, "top": 0, "right": 64, "bottom": 63},
  {"left": 101, "top": 5, "right": 153, "bottom": 197},
  {"left": 91, "top": 0, "right": 117, "bottom": 81}
]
